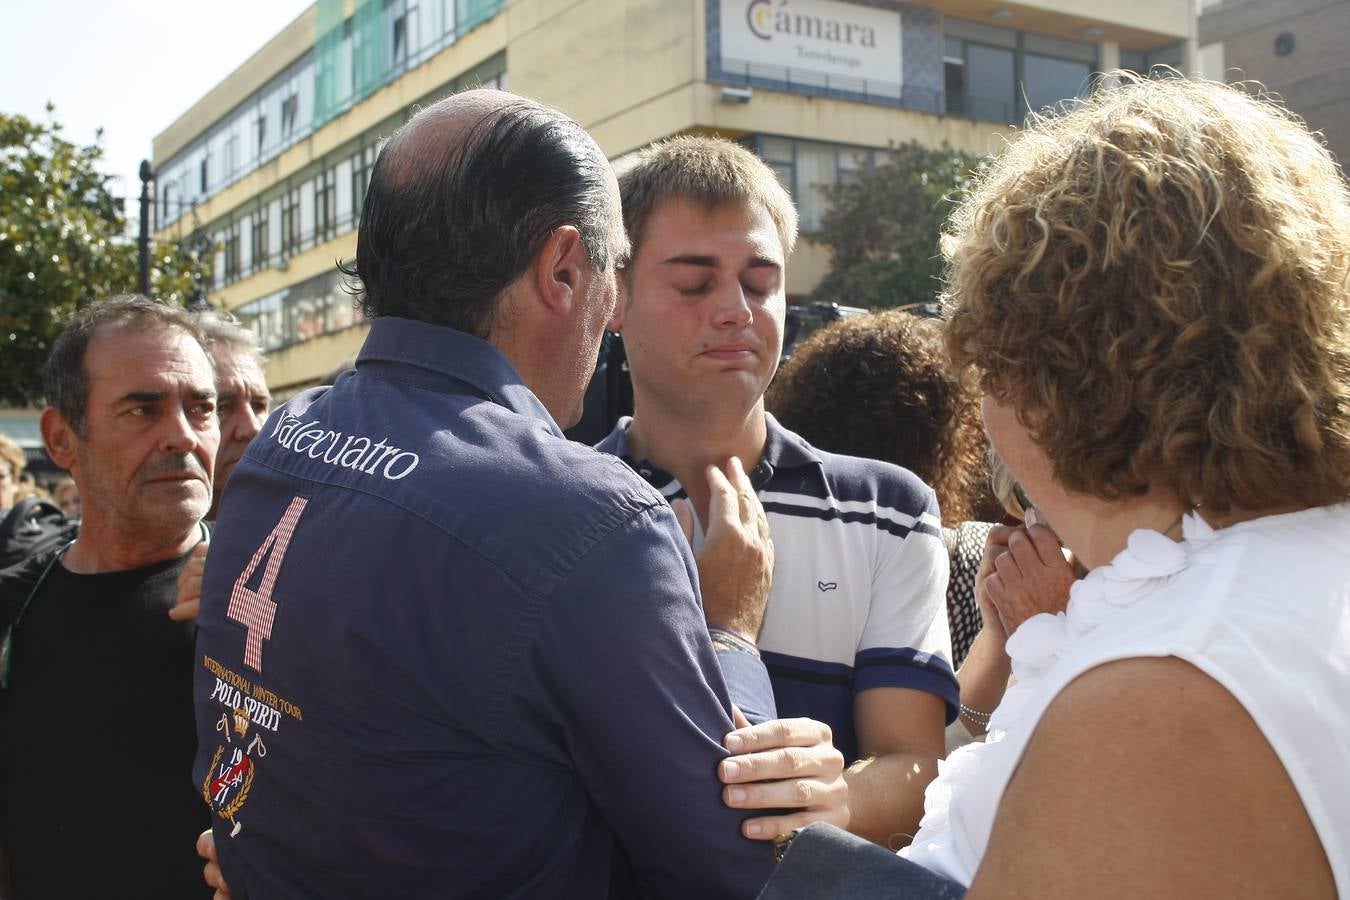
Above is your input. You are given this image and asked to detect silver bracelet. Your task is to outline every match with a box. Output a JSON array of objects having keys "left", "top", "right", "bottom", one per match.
[
  {"left": 959, "top": 703, "right": 993, "bottom": 727},
  {"left": 708, "top": 628, "right": 759, "bottom": 658}
]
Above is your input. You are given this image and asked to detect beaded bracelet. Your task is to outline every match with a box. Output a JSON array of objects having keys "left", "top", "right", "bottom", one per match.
[{"left": 959, "top": 703, "right": 993, "bottom": 727}]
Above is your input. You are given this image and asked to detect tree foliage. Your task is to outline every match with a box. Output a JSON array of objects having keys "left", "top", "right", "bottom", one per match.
[
  {"left": 0, "top": 108, "right": 207, "bottom": 407},
  {"left": 809, "top": 141, "right": 981, "bottom": 311}
]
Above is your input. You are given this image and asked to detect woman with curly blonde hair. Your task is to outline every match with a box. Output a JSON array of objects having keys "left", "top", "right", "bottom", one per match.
[{"left": 762, "top": 73, "right": 1350, "bottom": 899}]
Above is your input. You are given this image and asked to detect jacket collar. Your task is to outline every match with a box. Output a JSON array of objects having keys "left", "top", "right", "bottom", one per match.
[
  {"left": 599, "top": 412, "right": 822, "bottom": 490},
  {"left": 356, "top": 316, "right": 562, "bottom": 437}
]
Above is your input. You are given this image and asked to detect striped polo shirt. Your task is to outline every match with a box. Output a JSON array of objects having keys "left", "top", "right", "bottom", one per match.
[{"left": 597, "top": 414, "right": 958, "bottom": 762}]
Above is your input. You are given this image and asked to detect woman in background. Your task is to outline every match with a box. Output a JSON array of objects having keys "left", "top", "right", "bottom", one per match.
[
  {"left": 769, "top": 314, "right": 1074, "bottom": 748},
  {"left": 769, "top": 312, "right": 998, "bottom": 667}
]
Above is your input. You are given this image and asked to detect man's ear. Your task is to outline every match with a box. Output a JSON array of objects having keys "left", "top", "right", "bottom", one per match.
[
  {"left": 531, "top": 225, "right": 587, "bottom": 319},
  {"left": 41, "top": 407, "right": 78, "bottom": 471},
  {"left": 607, "top": 273, "right": 628, "bottom": 332}
]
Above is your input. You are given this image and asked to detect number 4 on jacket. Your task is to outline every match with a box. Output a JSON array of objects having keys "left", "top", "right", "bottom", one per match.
[{"left": 228, "top": 496, "right": 309, "bottom": 673}]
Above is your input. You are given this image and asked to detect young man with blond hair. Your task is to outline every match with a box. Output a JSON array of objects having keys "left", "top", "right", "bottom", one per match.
[{"left": 600, "top": 136, "right": 956, "bottom": 847}]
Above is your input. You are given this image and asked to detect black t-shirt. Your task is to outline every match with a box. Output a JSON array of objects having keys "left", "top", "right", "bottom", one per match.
[{"left": 0, "top": 550, "right": 209, "bottom": 899}]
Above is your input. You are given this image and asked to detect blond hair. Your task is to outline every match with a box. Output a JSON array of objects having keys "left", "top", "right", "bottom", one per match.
[
  {"left": 0, "top": 434, "right": 25, "bottom": 479},
  {"left": 986, "top": 447, "right": 1026, "bottom": 521},
  {"left": 943, "top": 74, "right": 1350, "bottom": 512},
  {"left": 617, "top": 135, "right": 798, "bottom": 259}
]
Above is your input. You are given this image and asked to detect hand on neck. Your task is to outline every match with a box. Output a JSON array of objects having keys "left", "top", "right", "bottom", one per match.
[{"left": 627, "top": 400, "right": 769, "bottom": 526}]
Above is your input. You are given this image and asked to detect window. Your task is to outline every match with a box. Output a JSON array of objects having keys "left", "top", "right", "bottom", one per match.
[
  {"left": 224, "top": 136, "right": 238, "bottom": 180},
  {"left": 212, "top": 230, "right": 227, "bottom": 290},
  {"left": 255, "top": 115, "right": 267, "bottom": 157},
  {"left": 236, "top": 294, "right": 284, "bottom": 351},
  {"left": 393, "top": 14, "right": 407, "bottom": 66},
  {"left": 1120, "top": 43, "right": 1184, "bottom": 77},
  {"left": 964, "top": 43, "right": 1016, "bottom": 123},
  {"left": 200, "top": 158, "right": 209, "bottom": 193},
  {"left": 315, "top": 170, "right": 336, "bottom": 242},
  {"left": 281, "top": 94, "right": 299, "bottom": 138},
  {"left": 239, "top": 213, "right": 253, "bottom": 274},
  {"left": 347, "top": 17, "right": 360, "bottom": 96},
  {"left": 795, "top": 143, "right": 837, "bottom": 233},
  {"left": 280, "top": 189, "right": 301, "bottom": 256},
  {"left": 836, "top": 148, "right": 870, "bottom": 189},
  {"left": 267, "top": 198, "right": 282, "bottom": 259},
  {"left": 458, "top": 0, "right": 498, "bottom": 32},
  {"left": 300, "top": 179, "right": 316, "bottom": 247},
  {"left": 1022, "top": 53, "right": 1091, "bottom": 115},
  {"left": 943, "top": 37, "right": 965, "bottom": 116},
  {"left": 350, "top": 147, "right": 373, "bottom": 221},
  {"left": 236, "top": 269, "right": 359, "bottom": 351},
  {"left": 251, "top": 209, "right": 270, "bottom": 271},
  {"left": 944, "top": 20, "right": 1095, "bottom": 125},
  {"left": 752, "top": 136, "right": 879, "bottom": 234},
  {"left": 758, "top": 136, "right": 795, "bottom": 195},
  {"left": 223, "top": 224, "right": 241, "bottom": 282}
]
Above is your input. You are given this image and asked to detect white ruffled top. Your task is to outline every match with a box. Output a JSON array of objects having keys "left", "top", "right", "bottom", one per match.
[{"left": 899, "top": 504, "right": 1350, "bottom": 895}]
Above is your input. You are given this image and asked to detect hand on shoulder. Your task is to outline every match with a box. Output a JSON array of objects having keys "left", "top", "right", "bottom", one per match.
[{"left": 719, "top": 708, "right": 849, "bottom": 840}]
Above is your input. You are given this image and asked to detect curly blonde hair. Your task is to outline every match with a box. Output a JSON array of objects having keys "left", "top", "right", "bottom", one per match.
[{"left": 943, "top": 74, "right": 1350, "bottom": 512}]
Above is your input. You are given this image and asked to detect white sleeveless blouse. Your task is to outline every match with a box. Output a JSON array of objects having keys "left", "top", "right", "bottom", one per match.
[{"left": 900, "top": 504, "right": 1350, "bottom": 895}]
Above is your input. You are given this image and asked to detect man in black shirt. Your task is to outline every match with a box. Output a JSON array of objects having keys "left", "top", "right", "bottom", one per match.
[{"left": 0, "top": 295, "right": 217, "bottom": 898}]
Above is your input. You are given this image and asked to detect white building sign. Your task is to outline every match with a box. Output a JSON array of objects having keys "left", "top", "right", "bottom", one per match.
[{"left": 719, "top": 0, "right": 903, "bottom": 93}]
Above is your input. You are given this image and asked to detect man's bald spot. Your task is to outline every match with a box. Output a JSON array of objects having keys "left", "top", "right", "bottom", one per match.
[
  {"left": 382, "top": 89, "right": 546, "bottom": 186},
  {"left": 346, "top": 86, "right": 624, "bottom": 337}
]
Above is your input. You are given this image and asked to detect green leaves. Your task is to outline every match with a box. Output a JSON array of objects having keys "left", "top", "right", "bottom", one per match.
[
  {"left": 808, "top": 141, "right": 980, "bottom": 312},
  {"left": 0, "top": 110, "right": 203, "bottom": 407}
]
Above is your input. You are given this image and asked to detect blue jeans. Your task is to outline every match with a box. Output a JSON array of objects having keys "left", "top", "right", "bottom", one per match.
[{"left": 757, "top": 823, "right": 968, "bottom": 900}]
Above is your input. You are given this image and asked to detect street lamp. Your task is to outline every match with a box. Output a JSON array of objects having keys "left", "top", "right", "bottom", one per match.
[
  {"left": 141, "top": 171, "right": 219, "bottom": 311},
  {"left": 138, "top": 160, "right": 154, "bottom": 296}
]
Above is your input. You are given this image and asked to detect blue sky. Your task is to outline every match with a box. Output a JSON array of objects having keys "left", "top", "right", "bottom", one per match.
[{"left": 0, "top": 0, "right": 311, "bottom": 217}]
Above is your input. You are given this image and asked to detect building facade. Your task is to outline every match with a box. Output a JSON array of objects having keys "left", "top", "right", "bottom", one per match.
[
  {"left": 1198, "top": 0, "right": 1350, "bottom": 168},
  {"left": 153, "top": 0, "right": 1197, "bottom": 397}
]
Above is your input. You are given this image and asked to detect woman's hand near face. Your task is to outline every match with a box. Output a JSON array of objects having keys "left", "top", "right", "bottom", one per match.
[
  {"left": 973, "top": 524, "right": 1017, "bottom": 642},
  {"left": 983, "top": 522, "right": 1075, "bottom": 636}
]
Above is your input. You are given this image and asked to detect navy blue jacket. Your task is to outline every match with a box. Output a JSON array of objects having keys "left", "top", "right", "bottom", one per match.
[{"left": 193, "top": 317, "right": 778, "bottom": 899}]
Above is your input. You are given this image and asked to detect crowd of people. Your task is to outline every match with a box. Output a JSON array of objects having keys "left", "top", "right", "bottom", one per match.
[{"left": 1, "top": 70, "right": 1348, "bottom": 899}]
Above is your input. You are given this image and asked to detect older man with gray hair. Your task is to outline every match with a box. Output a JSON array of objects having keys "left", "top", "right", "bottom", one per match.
[{"left": 194, "top": 311, "right": 271, "bottom": 522}]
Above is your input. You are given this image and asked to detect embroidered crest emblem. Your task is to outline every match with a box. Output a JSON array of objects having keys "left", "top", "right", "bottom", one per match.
[
  {"left": 817, "top": 581, "right": 838, "bottom": 592},
  {"left": 203, "top": 709, "right": 267, "bottom": 837}
]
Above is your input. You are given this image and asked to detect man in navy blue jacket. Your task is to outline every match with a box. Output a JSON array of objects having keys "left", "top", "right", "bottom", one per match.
[{"left": 192, "top": 90, "right": 845, "bottom": 899}]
